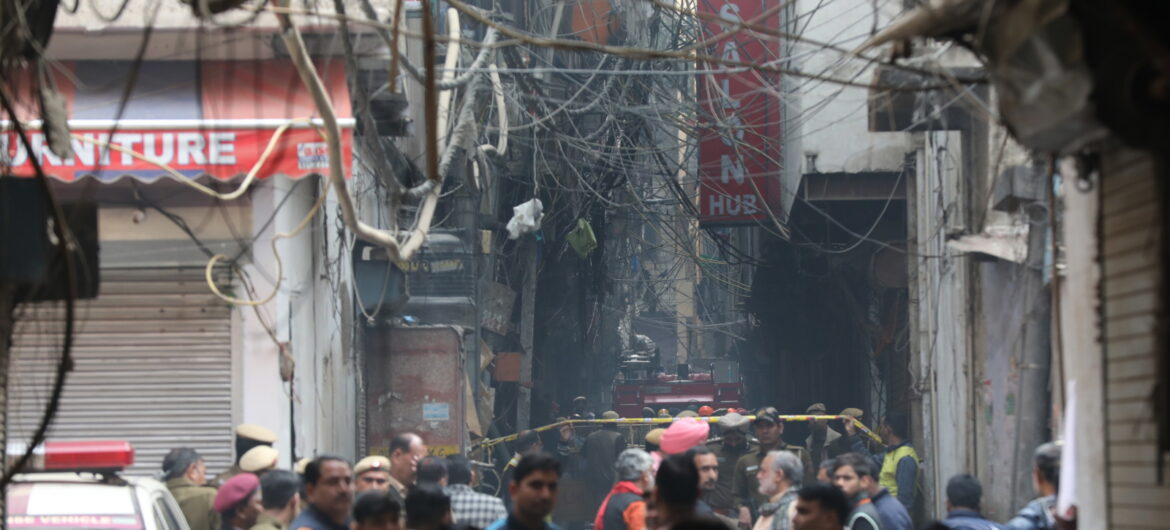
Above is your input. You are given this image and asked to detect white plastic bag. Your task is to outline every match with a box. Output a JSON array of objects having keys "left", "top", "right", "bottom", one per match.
[{"left": 505, "top": 198, "right": 543, "bottom": 240}]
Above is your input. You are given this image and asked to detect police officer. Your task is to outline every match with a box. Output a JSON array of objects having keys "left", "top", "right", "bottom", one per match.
[
  {"left": 241, "top": 446, "right": 281, "bottom": 477},
  {"left": 704, "top": 413, "right": 757, "bottom": 518},
  {"left": 215, "top": 473, "right": 264, "bottom": 530},
  {"left": 583, "top": 411, "right": 628, "bottom": 512},
  {"left": 572, "top": 396, "right": 596, "bottom": 419},
  {"left": 215, "top": 424, "right": 279, "bottom": 486},
  {"left": 804, "top": 403, "right": 839, "bottom": 471},
  {"left": 353, "top": 456, "right": 392, "bottom": 494},
  {"left": 162, "top": 447, "right": 221, "bottom": 530},
  {"left": 825, "top": 408, "right": 864, "bottom": 461},
  {"left": 645, "top": 428, "right": 666, "bottom": 454},
  {"left": 732, "top": 408, "right": 813, "bottom": 524}
]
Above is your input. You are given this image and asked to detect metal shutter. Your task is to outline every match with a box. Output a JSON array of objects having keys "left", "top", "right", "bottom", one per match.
[
  {"left": 1100, "top": 147, "right": 1170, "bottom": 527},
  {"left": 7, "top": 267, "right": 234, "bottom": 477}
]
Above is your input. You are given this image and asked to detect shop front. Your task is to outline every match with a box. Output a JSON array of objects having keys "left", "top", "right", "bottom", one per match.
[{"left": 3, "top": 58, "right": 354, "bottom": 475}]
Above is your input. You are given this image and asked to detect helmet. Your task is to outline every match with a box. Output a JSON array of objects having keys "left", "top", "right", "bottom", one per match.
[
  {"left": 658, "top": 408, "right": 671, "bottom": 417},
  {"left": 698, "top": 406, "right": 715, "bottom": 416}
]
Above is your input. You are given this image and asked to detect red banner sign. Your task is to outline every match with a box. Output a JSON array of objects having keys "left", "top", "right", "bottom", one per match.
[
  {"left": 2, "top": 126, "right": 352, "bottom": 182},
  {"left": 696, "top": 0, "right": 783, "bottom": 225}
]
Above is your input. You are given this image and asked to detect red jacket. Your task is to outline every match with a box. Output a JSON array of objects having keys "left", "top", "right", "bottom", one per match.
[{"left": 594, "top": 481, "right": 646, "bottom": 530}]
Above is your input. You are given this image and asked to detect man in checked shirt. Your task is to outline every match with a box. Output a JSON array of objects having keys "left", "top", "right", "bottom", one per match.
[{"left": 445, "top": 455, "right": 508, "bottom": 528}]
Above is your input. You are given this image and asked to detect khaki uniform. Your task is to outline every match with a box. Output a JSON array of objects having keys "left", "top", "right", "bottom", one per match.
[
  {"left": 805, "top": 428, "right": 841, "bottom": 469},
  {"left": 212, "top": 465, "right": 243, "bottom": 488},
  {"left": 387, "top": 475, "right": 408, "bottom": 507},
  {"left": 249, "top": 512, "right": 287, "bottom": 530},
  {"left": 166, "top": 478, "right": 221, "bottom": 530},
  {"left": 703, "top": 438, "right": 758, "bottom": 512},
  {"left": 732, "top": 443, "right": 813, "bottom": 515}
]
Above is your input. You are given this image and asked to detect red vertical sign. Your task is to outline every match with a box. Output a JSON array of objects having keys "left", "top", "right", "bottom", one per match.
[{"left": 696, "top": 0, "right": 783, "bottom": 226}]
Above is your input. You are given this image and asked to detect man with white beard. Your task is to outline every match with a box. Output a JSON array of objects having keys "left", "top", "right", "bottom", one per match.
[{"left": 752, "top": 451, "right": 802, "bottom": 530}]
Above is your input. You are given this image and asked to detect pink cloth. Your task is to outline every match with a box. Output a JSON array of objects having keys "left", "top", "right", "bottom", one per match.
[
  {"left": 651, "top": 450, "right": 663, "bottom": 472},
  {"left": 660, "top": 418, "right": 710, "bottom": 454}
]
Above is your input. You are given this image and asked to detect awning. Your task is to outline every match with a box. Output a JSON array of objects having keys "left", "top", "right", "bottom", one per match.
[{"left": 2, "top": 60, "right": 353, "bottom": 182}]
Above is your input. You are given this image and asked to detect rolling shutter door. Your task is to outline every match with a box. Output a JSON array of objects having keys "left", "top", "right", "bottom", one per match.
[
  {"left": 1101, "top": 147, "right": 1170, "bottom": 527},
  {"left": 7, "top": 267, "right": 234, "bottom": 476}
]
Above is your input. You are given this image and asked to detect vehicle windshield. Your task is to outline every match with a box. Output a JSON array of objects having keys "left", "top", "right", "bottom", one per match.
[{"left": 6, "top": 482, "right": 143, "bottom": 530}]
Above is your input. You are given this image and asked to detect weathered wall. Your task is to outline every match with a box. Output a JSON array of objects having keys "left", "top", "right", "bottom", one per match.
[
  {"left": 974, "top": 257, "right": 1050, "bottom": 521},
  {"left": 238, "top": 177, "right": 362, "bottom": 464},
  {"left": 791, "top": 0, "right": 914, "bottom": 181},
  {"left": 910, "top": 130, "right": 973, "bottom": 519}
]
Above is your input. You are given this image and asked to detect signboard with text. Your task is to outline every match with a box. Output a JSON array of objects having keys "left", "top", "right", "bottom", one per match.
[
  {"left": 696, "top": 0, "right": 783, "bottom": 226},
  {"left": 2, "top": 127, "right": 353, "bottom": 181}
]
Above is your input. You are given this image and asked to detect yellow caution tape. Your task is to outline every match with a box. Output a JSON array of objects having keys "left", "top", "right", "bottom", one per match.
[{"left": 472, "top": 415, "right": 883, "bottom": 449}]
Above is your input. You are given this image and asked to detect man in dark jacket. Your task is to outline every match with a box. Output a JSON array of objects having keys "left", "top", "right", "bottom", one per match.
[
  {"left": 941, "top": 474, "right": 1004, "bottom": 530},
  {"left": 291, "top": 456, "right": 353, "bottom": 530},
  {"left": 830, "top": 454, "right": 881, "bottom": 530},
  {"left": 583, "top": 412, "right": 628, "bottom": 510},
  {"left": 843, "top": 454, "right": 910, "bottom": 530}
]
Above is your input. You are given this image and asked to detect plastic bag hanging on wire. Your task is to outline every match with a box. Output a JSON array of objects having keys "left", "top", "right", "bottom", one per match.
[
  {"left": 567, "top": 218, "right": 597, "bottom": 257},
  {"left": 506, "top": 198, "right": 543, "bottom": 240}
]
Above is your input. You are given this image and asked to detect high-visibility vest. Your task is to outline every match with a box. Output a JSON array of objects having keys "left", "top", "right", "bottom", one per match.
[{"left": 879, "top": 444, "right": 920, "bottom": 497}]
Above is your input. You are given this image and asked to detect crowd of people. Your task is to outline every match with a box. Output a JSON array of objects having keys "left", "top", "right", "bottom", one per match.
[{"left": 158, "top": 407, "right": 1067, "bottom": 530}]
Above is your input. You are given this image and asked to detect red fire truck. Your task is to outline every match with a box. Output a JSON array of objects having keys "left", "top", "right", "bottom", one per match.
[{"left": 612, "top": 359, "right": 745, "bottom": 417}]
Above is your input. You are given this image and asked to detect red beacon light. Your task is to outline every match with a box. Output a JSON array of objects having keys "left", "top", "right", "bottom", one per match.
[{"left": 9, "top": 440, "right": 135, "bottom": 472}]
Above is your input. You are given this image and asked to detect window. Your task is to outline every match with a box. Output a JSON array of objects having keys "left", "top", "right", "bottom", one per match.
[{"left": 151, "top": 495, "right": 184, "bottom": 530}]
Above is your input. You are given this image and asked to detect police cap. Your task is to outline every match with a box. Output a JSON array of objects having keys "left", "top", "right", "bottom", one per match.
[
  {"left": 753, "top": 407, "right": 781, "bottom": 425},
  {"left": 717, "top": 412, "right": 750, "bottom": 433},
  {"left": 840, "top": 408, "right": 864, "bottom": 419},
  {"left": 354, "top": 455, "right": 391, "bottom": 475},
  {"left": 239, "top": 445, "right": 279, "bottom": 473},
  {"left": 235, "top": 424, "right": 278, "bottom": 444}
]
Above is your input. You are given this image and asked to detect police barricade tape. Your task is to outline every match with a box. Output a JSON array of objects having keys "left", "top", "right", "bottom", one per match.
[{"left": 471, "top": 415, "right": 883, "bottom": 450}]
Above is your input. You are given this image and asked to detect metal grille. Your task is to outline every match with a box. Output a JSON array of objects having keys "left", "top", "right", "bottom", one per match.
[
  {"left": 7, "top": 267, "right": 234, "bottom": 477},
  {"left": 404, "top": 233, "right": 475, "bottom": 298}
]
